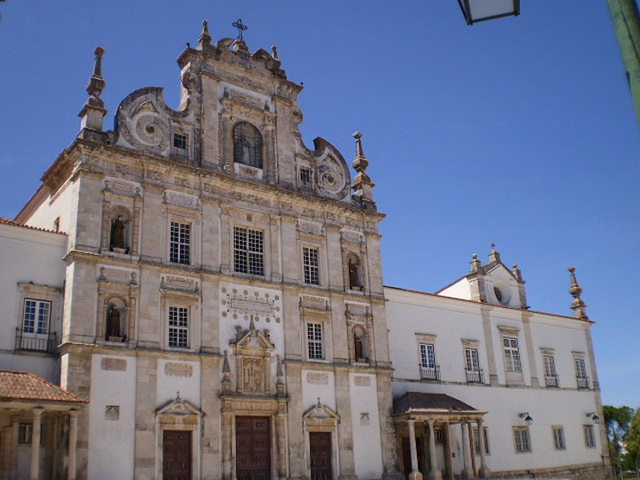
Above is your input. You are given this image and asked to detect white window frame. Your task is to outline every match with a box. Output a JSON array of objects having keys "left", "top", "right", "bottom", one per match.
[
  {"left": 22, "top": 299, "right": 51, "bottom": 335},
  {"left": 544, "top": 355, "right": 557, "bottom": 377},
  {"left": 306, "top": 321, "right": 324, "bottom": 360},
  {"left": 553, "top": 426, "right": 566, "bottom": 450},
  {"left": 465, "top": 347, "right": 480, "bottom": 372},
  {"left": 233, "top": 226, "right": 264, "bottom": 276},
  {"left": 503, "top": 336, "right": 522, "bottom": 372},
  {"left": 168, "top": 305, "right": 189, "bottom": 349},
  {"left": 303, "top": 246, "right": 320, "bottom": 285},
  {"left": 514, "top": 427, "right": 531, "bottom": 453},
  {"left": 473, "top": 427, "right": 490, "bottom": 455},
  {"left": 420, "top": 343, "right": 437, "bottom": 368},
  {"left": 584, "top": 425, "right": 596, "bottom": 448},
  {"left": 169, "top": 221, "right": 191, "bottom": 265}
]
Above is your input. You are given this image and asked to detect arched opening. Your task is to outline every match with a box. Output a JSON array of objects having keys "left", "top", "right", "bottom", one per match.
[
  {"left": 233, "top": 122, "right": 263, "bottom": 168},
  {"left": 353, "top": 326, "right": 368, "bottom": 363},
  {"left": 109, "top": 207, "right": 131, "bottom": 253},
  {"left": 347, "top": 254, "right": 362, "bottom": 290},
  {"left": 105, "top": 297, "right": 127, "bottom": 341}
]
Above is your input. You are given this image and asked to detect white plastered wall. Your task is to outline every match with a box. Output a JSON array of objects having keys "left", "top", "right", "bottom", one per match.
[{"left": 349, "top": 373, "right": 383, "bottom": 479}]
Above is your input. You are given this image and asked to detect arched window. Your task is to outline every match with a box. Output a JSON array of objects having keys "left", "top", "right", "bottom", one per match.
[
  {"left": 233, "top": 122, "right": 263, "bottom": 168},
  {"left": 347, "top": 254, "right": 362, "bottom": 290}
]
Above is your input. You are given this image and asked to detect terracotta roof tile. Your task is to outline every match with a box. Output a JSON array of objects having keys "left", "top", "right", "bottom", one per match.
[
  {"left": 0, "top": 370, "right": 86, "bottom": 404},
  {"left": 0, "top": 217, "right": 67, "bottom": 236},
  {"left": 393, "top": 392, "right": 480, "bottom": 414}
]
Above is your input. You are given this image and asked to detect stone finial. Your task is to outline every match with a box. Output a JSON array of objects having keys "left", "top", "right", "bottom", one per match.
[
  {"left": 511, "top": 263, "right": 523, "bottom": 281},
  {"left": 488, "top": 243, "right": 501, "bottom": 263},
  {"left": 222, "top": 350, "right": 231, "bottom": 374},
  {"left": 79, "top": 46, "right": 107, "bottom": 132},
  {"left": 568, "top": 267, "right": 588, "bottom": 320},
  {"left": 199, "top": 19, "right": 212, "bottom": 47},
  {"left": 249, "top": 315, "right": 256, "bottom": 331},
  {"left": 470, "top": 253, "right": 481, "bottom": 273},
  {"left": 222, "top": 350, "right": 232, "bottom": 393},
  {"left": 271, "top": 45, "right": 279, "bottom": 59},
  {"left": 351, "top": 131, "right": 376, "bottom": 210}
]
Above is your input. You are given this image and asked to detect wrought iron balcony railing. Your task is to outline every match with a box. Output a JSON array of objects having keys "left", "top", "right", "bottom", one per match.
[
  {"left": 545, "top": 374, "right": 560, "bottom": 388},
  {"left": 576, "top": 375, "right": 590, "bottom": 390},
  {"left": 15, "top": 329, "right": 57, "bottom": 354},
  {"left": 465, "top": 369, "right": 484, "bottom": 384},
  {"left": 419, "top": 365, "right": 441, "bottom": 382}
]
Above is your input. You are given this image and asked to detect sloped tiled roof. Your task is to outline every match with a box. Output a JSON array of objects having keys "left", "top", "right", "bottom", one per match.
[
  {"left": 393, "top": 392, "right": 479, "bottom": 414},
  {"left": 0, "top": 370, "right": 86, "bottom": 404},
  {"left": 0, "top": 217, "right": 67, "bottom": 236}
]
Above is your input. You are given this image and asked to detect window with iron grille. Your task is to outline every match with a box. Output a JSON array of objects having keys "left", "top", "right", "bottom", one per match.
[
  {"left": 168, "top": 306, "right": 189, "bottom": 348},
  {"left": 544, "top": 355, "right": 559, "bottom": 387},
  {"left": 514, "top": 427, "right": 531, "bottom": 453},
  {"left": 503, "top": 336, "right": 522, "bottom": 372},
  {"left": 300, "top": 167, "right": 312, "bottom": 186},
  {"left": 473, "top": 427, "right": 490, "bottom": 455},
  {"left": 233, "top": 227, "right": 264, "bottom": 276},
  {"left": 420, "top": 343, "right": 436, "bottom": 368},
  {"left": 307, "top": 322, "right": 324, "bottom": 360},
  {"left": 169, "top": 221, "right": 190, "bottom": 264},
  {"left": 303, "top": 247, "right": 320, "bottom": 285},
  {"left": 172, "top": 133, "right": 188, "bottom": 157},
  {"left": 584, "top": 425, "right": 596, "bottom": 448},
  {"left": 23, "top": 299, "right": 51, "bottom": 334},
  {"left": 553, "top": 427, "right": 566, "bottom": 450}
]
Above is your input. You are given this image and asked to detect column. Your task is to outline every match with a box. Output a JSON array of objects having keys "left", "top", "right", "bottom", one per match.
[
  {"left": 221, "top": 411, "right": 233, "bottom": 480},
  {"left": 477, "top": 419, "right": 490, "bottom": 478},
  {"left": 407, "top": 418, "right": 423, "bottom": 480},
  {"left": 468, "top": 422, "right": 477, "bottom": 477},
  {"left": 68, "top": 409, "right": 79, "bottom": 480},
  {"left": 30, "top": 407, "right": 44, "bottom": 480},
  {"left": 427, "top": 420, "right": 442, "bottom": 480},
  {"left": 460, "top": 422, "right": 471, "bottom": 480},
  {"left": 443, "top": 421, "right": 454, "bottom": 480}
]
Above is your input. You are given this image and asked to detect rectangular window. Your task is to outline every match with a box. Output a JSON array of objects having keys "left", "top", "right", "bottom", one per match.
[
  {"left": 553, "top": 427, "right": 566, "bottom": 450},
  {"left": 544, "top": 355, "right": 559, "bottom": 387},
  {"left": 300, "top": 167, "right": 312, "bottom": 186},
  {"left": 18, "top": 423, "right": 33, "bottom": 444},
  {"left": 420, "top": 343, "right": 436, "bottom": 368},
  {"left": 303, "top": 247, "right": 320, "bottom": 285},
  {"left": 307, "top": 322, "right": 324, "bottom": 360},
  {"left": 575, "top": 358, "right": 589, "bottom": 389},
  {"left": 465, "top": 348, "right": 480, "bottom": 371},
  {"left": 23, "top": 299, "right": 51, "bottom": 334},
  {"left": 172, "top": 133, "right": 188, "bottom": 157},
  {"left": 503, "top": 336, "right": 522, "bottom": 372},
  {"left": 584, "top": 425, "right": 596, "bottom": 448},
  {"left": 169, "top": 222, "right": 191, "bottom": 264},
  {"left": 473, "top": 427, "right": 490, "bottom": 455},
  {"left": 434, "top": 428, "right": 444, "bottom": 444},
  {"left": 168, "top": 306, "right": 189, "bottom": 348},
  {"left": 233, "top": 226, "right": 264, "bottom": 276},
  {"left": 514, "top": 427, "right": 531, "bottom": 453}
]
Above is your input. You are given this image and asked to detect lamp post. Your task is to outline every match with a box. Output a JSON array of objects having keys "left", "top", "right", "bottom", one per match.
[{"left": 457, "top": 0, "right": 520, "bottom": 25}]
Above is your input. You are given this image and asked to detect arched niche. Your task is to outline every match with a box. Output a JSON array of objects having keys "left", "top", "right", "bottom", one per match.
[
  {"left": 233, "top": 122, "right": 263, "bottom": 168},
  {"left": 109, "top": 206, "right": 132, "bottom": 253},
  {"left": 105, "top": 296, "right": 127, "bottom": 341}
]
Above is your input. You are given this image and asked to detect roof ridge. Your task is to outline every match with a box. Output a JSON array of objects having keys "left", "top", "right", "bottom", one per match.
[{"left": 0, "top": 217, "right": 67, "bottom": 236}]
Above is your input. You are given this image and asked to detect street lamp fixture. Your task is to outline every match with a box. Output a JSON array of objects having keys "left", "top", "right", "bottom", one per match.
[
  {"left": 458, "top": 0, "right": 520, "bottom": 25},
  {"left": 518, "top": 412, "right": 534, "bottom": 425},
  {"left": 586, "top": 412, "right": 600, "bottom": 424}
]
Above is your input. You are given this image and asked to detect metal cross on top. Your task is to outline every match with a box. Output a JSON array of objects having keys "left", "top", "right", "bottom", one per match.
[{"left": 232, "top": 18, "right": 248, "bottom": 41}]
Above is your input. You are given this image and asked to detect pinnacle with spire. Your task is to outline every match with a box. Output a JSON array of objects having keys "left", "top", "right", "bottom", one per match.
[
  {"left": 351, "top": 131, "right": 376, "bottom": 210},
  {"left": 79, "top": 46, "right": 107, "bottom": 133},
  {"left": 568, "top": 267, "right": 588, "bottom": 320},
  {"left": 198, "top": 19, "right": 212, "bottom": 47}
]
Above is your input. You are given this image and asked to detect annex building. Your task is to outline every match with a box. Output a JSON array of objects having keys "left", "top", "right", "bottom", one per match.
[{"left": 0, "top": 23, "right": 610, "bottom": 480}]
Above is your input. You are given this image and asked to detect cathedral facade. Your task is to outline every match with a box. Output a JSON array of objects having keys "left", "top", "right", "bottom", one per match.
[{"left": 0, "top": 23, "right": 609, "bottom": 480}]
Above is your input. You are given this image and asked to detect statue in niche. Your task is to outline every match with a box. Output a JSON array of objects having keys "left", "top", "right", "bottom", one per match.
[
  {"left": 106, "top": 304, "right": 122, "bottom": 339},
  {"left": 354, "top": 331, "right": 366, "bottom": 362},
  {"left": 348, "top": 256, "right": 361, "bottom": 289},
  {"left": 110, "top": 216, "right": 127, "bottom": 251}
]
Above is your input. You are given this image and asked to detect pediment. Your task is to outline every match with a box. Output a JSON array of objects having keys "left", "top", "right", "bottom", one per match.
[
  {"left": 156, "top": 394, "right": 202, "bottom": 417},
  {"left": 234, "top": 327, "right": 274, "bottom": 354},
  {"left": 303, "top": 400, "right": 340, "bottom": 422}
]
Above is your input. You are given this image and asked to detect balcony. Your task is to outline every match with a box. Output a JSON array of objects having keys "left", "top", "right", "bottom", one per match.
[
  {"left": 545, "top": 374, "right": 560, "bottom": 388},
  {"left": 419, "top": 365, "right": 441, "bottom": 382},
  {"left": 576, "top": 375, "right": 590, "bottom": 390},
  {"left": 15, "top": 329, "right": 57, "bottom": 354},
  {"left": 465, "top": 369, "right": 484, "bottom": 384}
]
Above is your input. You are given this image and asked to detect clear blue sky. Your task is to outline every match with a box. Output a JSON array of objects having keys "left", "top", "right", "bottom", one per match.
[{"left": 0, "top": 1, "right": 638, "bottom": 407}]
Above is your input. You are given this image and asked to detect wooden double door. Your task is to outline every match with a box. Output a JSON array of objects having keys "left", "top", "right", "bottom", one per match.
[
  {"left": 163, "top": 430, "right": 192, "bottom": 480},
  {"left": 310, "top": 432, "right": 333, "bottom": 480},
  {"left": 236, "top": 416, "right": 271, "bottom": 480}
]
